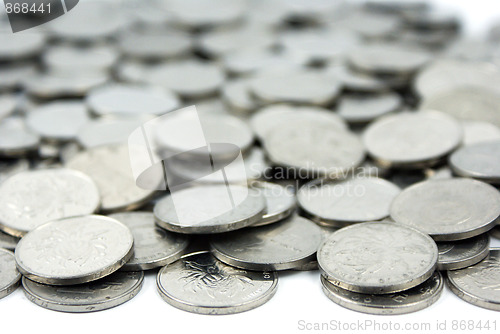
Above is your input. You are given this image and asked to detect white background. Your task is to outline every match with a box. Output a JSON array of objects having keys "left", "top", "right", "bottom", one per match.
[{"left": 2, "top": 1, "right": 500, "bottom": 334}]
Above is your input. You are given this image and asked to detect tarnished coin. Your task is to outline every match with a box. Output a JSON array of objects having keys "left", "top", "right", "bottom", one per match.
[
  {"left": 155, "top": 185, "right": 265, "bottom": 234},
  {"left": 321, "top": 271, "right": 443, "bottom": 315},
  {"left": 449, "top": 140, "right": 500, "bottom": 184},
  {"left": 26, "top": 101, "right": 90, "bottom": 142},
  {"left": 336, "top": 92, "right": 402, "bottom": 124},
  {"left": 390, "top": 178, "right": 500, "bottom": 241},
  {"left": 23, "top": 271, "right": 144, "bottom": 313},
  {"left": 250, "top": 181, "right": 296, "bottom": 227},
  {"left": 0, "top": 168, "right": 100, "bottom": 237},
  {"left": 0, "top": 248, "right": 21, "bottom": 299},
  {"left": 318, "top": 222, "right": 438, "bottom": 294},
  {"left": 86, "top": 84, "right": 180, "bottom": 117},
  {"left": 264, "top": 119, "right": 364, "bottom": 178},
  {"left": 363, "top": 111, "right": 463, "bottom": 168},
  {"left": 157, "top": 251, "right": 277, "bottom": 315},
  {"left": 210, "top": 215, "right": 322, "bottom": 271},
  {"left": 437, "top": 234, "right": 490, "bottom": 270},
  {"left": 0, "top": 231, "right": 19, "bottom": 251},
  {"left": 109, "top": 212, "right": 189, "bottom": 271},
  {"left": 447, "top": 248, "right": 500, "bottom": 311},
  {"left": 15, "top": 215, "right": 134, "bottom": 285},
  {"left": 0, "top": 116, "right": 40, "bottom": 158},
  {"left": 298, "top": 177, "right": 400, "bottom": 227},
  {"left": 66, "top": 144, "right": 158, "bottom": 212}
]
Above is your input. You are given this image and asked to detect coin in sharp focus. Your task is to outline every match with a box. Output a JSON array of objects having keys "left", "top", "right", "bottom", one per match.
[
  {"left": 66, "top": 144, "right": 159, "bottom": 213},
  {"left": 0, "top": 248, "right": 21, "bottom": 299},
  {"left": 250, "top": 70, "right": 341, "bottom": 106},
  {"left": 449, "top": 140, "right": 500, "bottom": 184},
  {"left": 447, "top": 248, "right": 500, "bottom": 311},
  {"left": 210, "top": 215, "right": 322, "bottom": 271},
  {"left": 109, "top": 212, "right": 189, "bottom": 271},
  {"left": 86, "top": 83, "right": 180, "bottom": 117},
  {"left": 0, "top": 168, "right": 100, "bottom": 237},
  {"left": 321, "top": 271, "right": 443, "bottom": 315},
  {"left": 297, "top": 177, "right": 400, "bottom": 227},
  {"left": 26, "top": 101, "right": 90, "bottom": 143},
  {"left": 461, "top": 121, "right": 500, "bottom": 146},
  {"left": 22, "top": 271, "right": 144, "bottom": 313},
  {"left": 0, "top": 231, "right": 19, "bottom": 251},
  {"left": 437, "top": 234, "right": 490, "bottom": 271},
  {"left": 154, "top": 184, "right": 266, "bottom": 234},
  {"left": 250, "top": 181, "right": 296, "bottom": 227},
  {"left": 390, "top": 178, "right": 500, "bottom": 241},
  {"left": 336, "top": 92, "right": 402, "bottom": 124},
  {"left": 362, "top": 110, "right": 463, "bottom": 168},
  {"left": 0, "top": 116, "right": 40, "bottom": 158},
  {"left": 157, "top": 251, "right": 277, "bottom": 315},
  {"left": 15, "top": 215, "right": 134, "bottom": 285},
  {"left": 264, "top": 119, "right": 364, "bottom": 178},
  {"left": 318, "top": 222, "right": 438, "bottom": 294}
]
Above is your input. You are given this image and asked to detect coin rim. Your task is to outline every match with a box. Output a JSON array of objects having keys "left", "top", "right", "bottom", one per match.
[{"left": 0, "top": 248, "right": 21, "bottom": 299}]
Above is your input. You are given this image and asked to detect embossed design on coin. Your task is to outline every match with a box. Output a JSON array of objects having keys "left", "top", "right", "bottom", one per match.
[
  {"left": 318, "top": 222, "right": 438, "bottom": 294},
  {"left": 0, "top": 248, "right": 21, "bottom": 299},
  {"left": 437, "top": 234, "right": 489, "bottom": 270},
  {"left": 22, "top": 271, "right": 144, "bottom": 313},
  {"left": 15, "top": 215, "right": 134, "bottom": 285},
  {"left": 157, "top": 252, "right": 277, "bottom": 315}
]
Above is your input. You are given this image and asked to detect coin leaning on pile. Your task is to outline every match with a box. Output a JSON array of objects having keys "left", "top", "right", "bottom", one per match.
[{"left": 1, "top": 0, "right": 500, "bottom": 317}]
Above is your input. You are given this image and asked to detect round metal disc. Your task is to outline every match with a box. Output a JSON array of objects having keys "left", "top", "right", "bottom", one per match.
[
  {"left": 321, "top": 271, "right": 443, "bottom": 315},
  {"left": 449, "top": 140, "right": 500, "bottom": 184},
  {"left": 390, "top": 178, "right": 500, "bottom": 241},
  {"left": 0, "top": 117, "right": 40, "bottom": 158},
  {"left": 157, "top": 251, "right": 278, "bottom": 315},
  {"left": 437, "top": 234, "right": 490, "bottom": 270},
  {"left": 109, "top": 212, "right": 189, "bottom": 271},
  {"left": 0, "top": 248, "right": 21, "bottom": 299},
  {"left": 0, "top": 231, "right": 19, "bottom": 251},
  {"left": 250, "top": 181, "right": 296, "bottom": 227},
  {"left": 15, "top": 215, "right": 134, "bottom": 285},
  {"left": 22, "top": 271, "right": 144, "bottom": 313},
  {"left": 318, "top": 222, "right": 438, "bottom": 294},
  {"left": 210, "top": 215, "right": 322, "bottom": 271},
  {"left": 336, "top": 92, "right": 402, "bottom": 124}
]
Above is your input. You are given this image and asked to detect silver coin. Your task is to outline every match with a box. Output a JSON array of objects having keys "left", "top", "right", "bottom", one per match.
[
  {"left": 22, "top": 271, "right": 144, "bottom": 313},
  {"left": 264, "top": 119, "right": 364, "bottom": 178},
  {"left": 157, "top": 251, "right": 277, "bottom": 315},
  {"left": 66, "top": 144, "right": 158, "bottom": 213},
  {"left": 449, "top": 140, "right": 500, "bottom": 184},
  {"left": 334, "top": 11, "right": 400, "bottom": 40},
  {"left": 298, "top": 177, "right": 400, "bottom": 227},
  {"left": 154, "top": 185, "right": 266, "bottom": 234},
  {"left": 461, "top": 121, "right": 500, "bottom": 146},
  {"left": 109, "top": 212, "right": 189, "bottom": 271},
  {"left": 318, "top": 222, "right": 438, "bottom": 294},
  {"left": 437, "top": 234, "right": 490, "bottom": 271},
  {"left": 25, "top": 73, "right": 108, "bottom": 100},
  {"left": 15, "top": 215, "right": 134, "bottom": 285},
  {"left": 0, "top": 63, "right": 37, "bottom": 91},
  {"left": 336, "top": 92, "right": 402, "bottom": 124},
  {"left": 0, "top": 168, "right": 100, "bottom": 237},
  {"left": 0, "top": 32, "right": 45, "bottom": 61},
  {"left": 0, "top": 116, "right": 40, "bottom": 158},
  {"left": 26, "top": 101, "right": 90, "bottom": 142},
  {"left": 363, "top": 110, "right": 463, "bottom": 168},
  {"left": 221, "top": 78, "right": 259, "bottom": 113},
  {"left": 119, "top": 29, "right": 192, "bottom": 60},
  {"left": 86, "top": 84, "right": 180, "bottom": 117},
  {"left": 0, "top": 95, "right": 17, "bottom": 121},
  {"left": 447, "top": 248, "right": 500, "bottom": 311},
  {"left": 210, "top": 215, "right": 322, "bottom": 271},
  {"left": 0, "top": 230, "right": 19, "bottom": 251},
  {"left": 250, "top": 181, "right": 296, "bottom": 227},
  {"left": 321, "top": 271, "right": 443, "bottom": 315},
  {"left": 164, "top": 0, "right": 245, "bottom": 28},
  {"left": 42, "top": 45, "right": 119, "bottom": 74},
  {"left": 0, "top": 248, "right": 21, "bottom": 299},
  {"left": 223, "top": 48, "right": 302, "bottom": 76},
  {"left": 390, "top": 178, "right": 500, "bottom": 241}
]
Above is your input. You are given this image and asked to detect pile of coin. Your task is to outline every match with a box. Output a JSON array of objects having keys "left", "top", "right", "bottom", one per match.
[{"left": 1, "top": 0, "right": 500, "bottom": 315}]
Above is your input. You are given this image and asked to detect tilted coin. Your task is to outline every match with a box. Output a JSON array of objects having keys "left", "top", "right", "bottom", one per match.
[
  {"left": 66, "top": 144, "right": 158, "bottom": 212},
  {"left": 23, "top": 271, "right": 144, "bottom": 313},
  {"left": 109, "top": 212, "right": 189, "bottom": 271},
  {"left": 119, "top": 29, "right": 192, "bottom": 60},
  {"left": 447, "top": 248, "right": 500, "bottom": 311},
  {"left": 0, "top": 168, "right": 100, "bottom": 237},
  {"left": 221, "top": 78, "right": 259, "bottom": 113},
  {"left": 0, "top": 32, "right": 45, "bottom": 61},
  {"left": 461, "top": 121, "right": 500, "bottom": 146},
  {"left": 0, "top": 231, "right": 19, "bottom": 251},
  {"left": 223, "top": 48, "right": 302, "bottom": 76},
  {"left": 437, "top": 234, "right": 490, "bottom": 270},
  {"left": 449, "top": 140, "right": 500, "bottom": 184},
  {"left": 210, "top": 215, "right": 322, "bottom": 271},
  {"left": 42, "top": 45, "right": 119, "bottom": 74},
  {"left": 297, "top": 177, "right": 400, "bottom": 227},
  {"left": 362, "top": 110, "right": 463, "bottom": 168},
  {"left": 390, "top": 178, "right": 500, "bottom": 241},
  {"left": 326, "top": 64, "right": 389, "bottom": 93},
  {"left": 157, "top": 251, "right": 277, "bottom": 315},
  {"left": 489, "top": 226, "right": 500, "bottom": 240},
  {"left": 334, "top": 11, "right": 400, "bottom": 40},
  {"left": 318, "top": 222, "right": 438, "bottom": 294},
  {"left": 0, "top": 116, "right": 40, "bottom": 158},
  {"left": 321, "top": 271, "right": 443, "bottom": 315},
  {"left": 336, "top": 92, "right": 402, "bottom": 124},
  {"left": 155, "top": 185, "right": 265, "bottom": 234},
  {"left": 15, "top": 215, "right": 134, "bottom": 285},
  {"left": 250, "top": 181, "right": 296, "bottom": 227},
  {"left": 0, "top": 248, "right": 21, "bottom": 299}
]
